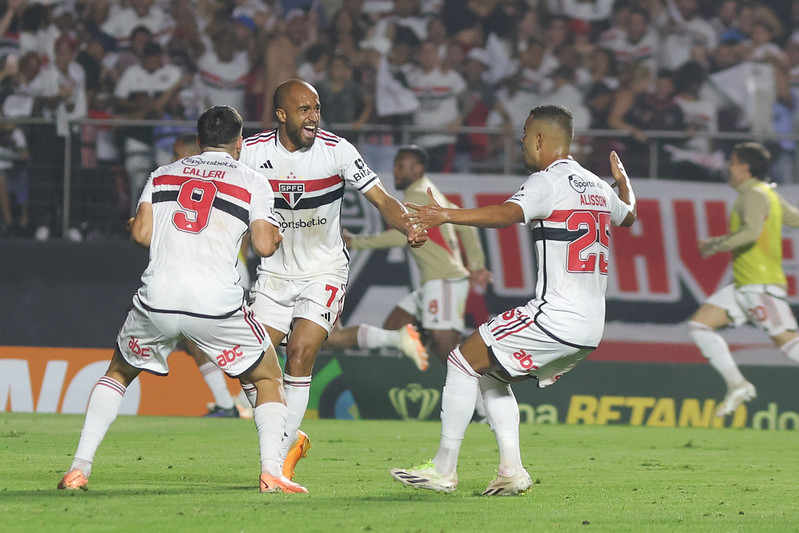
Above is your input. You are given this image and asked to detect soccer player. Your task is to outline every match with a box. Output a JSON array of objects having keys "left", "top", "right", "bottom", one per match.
[
  {"left": 390, "top": 105, "right": 637, "bottom": 495},
  {"left": 171, "top": 133, "right": 252, "bottom": 419},
  {"left": 688, "top": 142, "right": 799, "bottom": 417},
  {"left": 239, "top": 79, "right": 427, "bottom": 480},
  {"left": 57, "top": 105, "right": 306, "bottom": 494},
  {"left": 327, "top": 145, "right": 490, "bottom": 373}
]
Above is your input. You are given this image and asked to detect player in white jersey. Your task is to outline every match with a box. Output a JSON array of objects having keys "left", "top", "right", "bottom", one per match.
[
  {"left": 239, "top": 79, "right": 427, "bottom": 481},
  {"left": 57, "top": 106, "right": 306, "bottom": 494},
  {"left": 391, "top": 105, "right": 637, "bottom": 496}
]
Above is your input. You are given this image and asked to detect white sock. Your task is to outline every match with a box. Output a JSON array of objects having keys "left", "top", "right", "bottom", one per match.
[
  {"left": 241, "top": 382, "right": 257, "bottom": 408},
  {"left": 432, "top": 348, "right": 479, "bottom": 476},
  {"left": 71, "top": 376, "right": 127, "bottom": 477},
  {"left": 780, "top": 337, "right": 799, "bottom": 363},
  {"left": 199, "top": 362, "right": 235, "bottom": 409},
  {"left": 253, "top": 402, "right": 287, "bottom": 476},
  {"left": 479, "top": 375, "right": 522, "bottom": 477},
  {"left": 281, "top": 374, "right": 311, "bottom": 459},
  {"left": 688, "top": 321, "right": 746, "bottom": 389},
  {"left": 357, "top": 324, "right": 400, "bottom": 349}
]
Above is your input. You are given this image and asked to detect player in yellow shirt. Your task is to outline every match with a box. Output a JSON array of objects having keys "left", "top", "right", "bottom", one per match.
[
  {"left": 689, "top": 142, "right": 799, "bottom": 416},
  {"left": 326, "top": 145, "right": 490, "bottom": 373}
]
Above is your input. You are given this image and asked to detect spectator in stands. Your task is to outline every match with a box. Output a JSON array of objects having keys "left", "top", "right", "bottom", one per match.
[
  {"left": 485, "top": 70, "right": 539, "bottom": 169},
  {"left": 607, "top": 61, "right": 653, "bottom": 177},
  {"left": 518, "top": 38, "right": 559, "bottom": 97},
  {"left": 670, "top": 60, "right": 722, "bottom": 180},
  {"left": 0, "top": 0, "right": 22, "bottom": 59},
  {"left": 111, "top": 25, "right": 153, "bottom": 83},
  {"left": 19, "top": 2, "right": 57, "bottom": 63},
  {"left": 0, "top": 51, "right": 29, "bottom": 237},
  {"left": 455, "top": 47, "right": 496, "bottom": 170},
  {"left": 165, "top": 0, "right": 205, "bottom": 73},
  {"left": 540, "top": 65, "right": 590, "bottom": 133},
  {"left": 601, "top": 6, "right": 659, "bottom": 73},
  {"left": 101, "top": 0, "right": 175, "bottom": 48},
  {"left": 741, "top": 17, "right": 787, "bottom": 69},
  {"left": 197, "top": 25, "right": 249, "bottom": 115},
  {"left": 426, "top": 16, "right": 449, "bottom": 59},
  {"left": 260, "top": 9, "right": 310, "bottom": 126},
  {"left": 113, "top": 41, "right": 186, "bottom": 210},
  {"left": 709, "top": 0, "right": 741, "bottom": 42},
  {"left": 297, "top": 42, "right": 331, "bottom": 85},
  {"left": 315, "top": 51, "right": 371, "bottom": 137},
  {"left": 769, "top": 68, "right": 797, "bottom": 184},
  {"left": 587, "top": 46, "right": 619, "bottom": 92},
  {"left": 26, "top": 35, "right": 87, "bottom": 241},
  {"left": 372, "top": 0, "right": 428, "bottom": 44},
  {"left": 659, "top": 0, "right": 717, "bottom": 71},
  {"left": 406, "top": 39, "right": 466, "bottom": 172}
]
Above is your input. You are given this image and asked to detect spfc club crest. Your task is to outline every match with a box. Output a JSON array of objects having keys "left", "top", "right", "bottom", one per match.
[{"left": 279, "top": 182, "right": 305, "bottom": 208}]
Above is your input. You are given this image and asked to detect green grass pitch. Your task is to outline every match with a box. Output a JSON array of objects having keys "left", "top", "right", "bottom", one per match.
[{"left": 1, "top": 413, "right": 798, "bottom": 532}]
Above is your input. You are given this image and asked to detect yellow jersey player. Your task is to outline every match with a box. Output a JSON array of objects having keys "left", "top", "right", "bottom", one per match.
[{"left": 688, "top": 142, "right": 799, "bottom": 417}]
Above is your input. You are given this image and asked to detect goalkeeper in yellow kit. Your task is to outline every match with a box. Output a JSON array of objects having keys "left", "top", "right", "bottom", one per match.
[{"left": 689, "top": 142, "right": 799, "bottom": 417}]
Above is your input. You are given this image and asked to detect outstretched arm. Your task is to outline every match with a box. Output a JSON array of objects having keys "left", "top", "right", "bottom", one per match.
[
  {"left": 364, "top": 184, "right": 427, "bottom": 248},
  {"left": 405, "top": 188, "right": 524, "bottom": 229}
]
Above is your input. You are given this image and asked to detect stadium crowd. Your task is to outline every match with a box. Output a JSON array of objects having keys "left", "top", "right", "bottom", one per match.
[{"left": 0, "top": 0, "right": 796, "bottom": 240}]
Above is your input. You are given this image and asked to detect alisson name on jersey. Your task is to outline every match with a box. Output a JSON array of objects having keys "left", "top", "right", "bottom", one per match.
[
  {"left": 183, "top": 167, "right": 227, "bottom": 179},
  {"left": 580, "top": 194, "right": 607, "bottom": 207}
]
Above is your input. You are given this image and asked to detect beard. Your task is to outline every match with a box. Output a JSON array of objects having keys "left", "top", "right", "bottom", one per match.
[{"left": 285, "top": 120, "right": 317, "bottom": 149}]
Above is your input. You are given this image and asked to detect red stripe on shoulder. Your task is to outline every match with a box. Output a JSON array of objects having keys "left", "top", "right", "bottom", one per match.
[
  {"left": 214, "top": 181, "right": 251, "bottom": 203},
  {"left": 153, "top": 174, "right": 191, "bottom": 187}
]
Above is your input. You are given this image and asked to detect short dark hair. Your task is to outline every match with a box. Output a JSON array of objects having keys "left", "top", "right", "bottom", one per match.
[
  {"left": 529, "top": 105, "right": 574, "bottom": 142},
  {"left": 732, "top": 142, "right": 771, "bottom": 180},
  {"left": 396, "top": 144, "right": 429, "bottom": 169},
  {"left": 197, "top": 105, "right": 242, "bottom": 148}
]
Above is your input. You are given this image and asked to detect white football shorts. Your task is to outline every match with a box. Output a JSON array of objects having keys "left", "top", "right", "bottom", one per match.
[
  {"left": 706, "top": 283, "right": 798, "bottom": 336},
  {"left": 397, "top": 277, "right": 469, "bottom": 331},
  {"left": 478, "top": 306, "right": 594, "bottom": 388},
  {"left": 249, "top": 270, "right": 348, "bottom": 335},
  {"left": 117, "top": 295, "right": 269, "bottom": 378}
]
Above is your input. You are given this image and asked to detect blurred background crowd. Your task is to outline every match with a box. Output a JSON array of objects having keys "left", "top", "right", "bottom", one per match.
[{"left": 0, "top": 0, "right": 796, "bottom": 241}]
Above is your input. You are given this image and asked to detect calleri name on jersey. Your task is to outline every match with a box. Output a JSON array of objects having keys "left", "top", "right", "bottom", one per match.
[{"left": 240, "top": 128, "right": 382, "bottom": 278}]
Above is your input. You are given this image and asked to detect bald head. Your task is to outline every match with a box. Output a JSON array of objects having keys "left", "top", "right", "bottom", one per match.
[{"left": 273, "top": 79, "right": 317, "bottom": 116}]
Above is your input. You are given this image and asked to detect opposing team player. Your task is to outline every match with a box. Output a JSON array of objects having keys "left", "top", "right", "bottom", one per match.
[
  {"left": 689, "top": 142, "right": 799, "bottom": 417},
  {"left": 391, "top": 105, "right": 636, "bottom": 495},
  {"left": 328, "top": 145, "right": 489, "bottom": 369},
  {"left": 239, "top": 79, "right": 427, "bottom": 480},
  {"left": 57, "top": 106, "right": 306, "bottom": 494}
]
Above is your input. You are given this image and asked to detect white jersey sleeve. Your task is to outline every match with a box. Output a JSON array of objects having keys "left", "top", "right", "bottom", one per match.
[{"left": 506, "top": 172, "right": 556, "bottom": 223}]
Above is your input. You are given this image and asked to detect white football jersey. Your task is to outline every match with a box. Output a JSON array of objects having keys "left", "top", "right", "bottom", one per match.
[
  {"left": 507, "top": 157, "right": 631, "bottom": 348},
  {"left": 240, "top": 128, "right": 381, "bottom": 278},
  {"left": 137, "top": 151, "right": 278, "bottom": 317}
]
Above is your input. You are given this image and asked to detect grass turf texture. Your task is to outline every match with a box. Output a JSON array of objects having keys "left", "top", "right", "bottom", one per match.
[{"left": 1, "top": 413, "right": 797, "bottom": 532}]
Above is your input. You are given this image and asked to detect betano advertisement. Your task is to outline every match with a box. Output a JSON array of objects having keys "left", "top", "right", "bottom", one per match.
[{"left": 2, "top": 176, "right": 799, "bottom": 429}]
